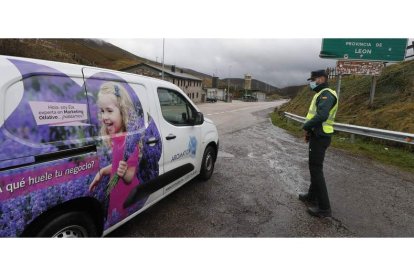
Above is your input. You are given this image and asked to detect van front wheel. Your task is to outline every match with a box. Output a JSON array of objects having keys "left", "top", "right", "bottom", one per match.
[
  {"left": 199, "top": 146, "right": 216, "bottom": 181},
  {"left": 35, "top": 211, "right": 98, "bottom": 237}
]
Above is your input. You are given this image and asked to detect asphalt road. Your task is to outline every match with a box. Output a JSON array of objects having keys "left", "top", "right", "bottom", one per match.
[{"left": 109, "top": 100, "right": 414, "bottom": 237}]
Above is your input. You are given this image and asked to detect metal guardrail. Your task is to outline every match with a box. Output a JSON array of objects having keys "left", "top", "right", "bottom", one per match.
[{"left": 284, "top": 112, "right": 414, "bottom": 145}]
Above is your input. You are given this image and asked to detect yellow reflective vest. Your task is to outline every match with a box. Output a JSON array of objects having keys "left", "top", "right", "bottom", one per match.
[{"left": 305, "top": 88, "right": 338, "bottom": 134}]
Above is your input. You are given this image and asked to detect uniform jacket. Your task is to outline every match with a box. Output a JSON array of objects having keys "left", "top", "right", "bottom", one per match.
[{"left": 302, "top": 83, "right": 337, "bottom": 137}]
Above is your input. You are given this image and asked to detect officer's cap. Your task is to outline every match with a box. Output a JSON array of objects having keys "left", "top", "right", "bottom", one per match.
[{"left": 307, "top": 70, "right": 328, "bottom": 81}]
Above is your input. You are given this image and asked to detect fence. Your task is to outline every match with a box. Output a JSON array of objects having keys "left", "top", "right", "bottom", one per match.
[
  {"left": 283, "top": 112, "right": 414, "bottom": 145},
  {"left": 325, "top": 67, "right": 338, "bottom": 79}
]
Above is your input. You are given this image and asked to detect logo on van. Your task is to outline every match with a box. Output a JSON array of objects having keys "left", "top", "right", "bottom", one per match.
[
  {"left": 189, "top": 136, "right": 197, "bottom": 157},
  {"left": 171, "top": 136, "right": 198, "bottom": 162}
]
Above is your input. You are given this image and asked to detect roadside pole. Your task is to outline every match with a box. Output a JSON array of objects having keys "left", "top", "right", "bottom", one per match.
[
  {"left": 369, "top": 76, "right": 377, "bottom": 106},
  {"left": 336, "top": 74, "right": 342, "bottom": 99},
  {"left": 161, "top": 38, "right": 165, "bottom": 80}
]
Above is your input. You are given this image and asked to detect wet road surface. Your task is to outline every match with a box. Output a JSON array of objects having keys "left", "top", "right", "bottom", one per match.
[{"left": 109, "top": 100, "right": 414, "bottom": 237}]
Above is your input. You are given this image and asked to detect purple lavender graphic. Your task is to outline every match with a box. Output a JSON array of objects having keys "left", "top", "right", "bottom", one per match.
[
  {"left": 0, "top": 157, "right": 94, "bottom": 237},
  {"left": 2, "top": 59, "right": 97, "bottom": 159},
  {"left": 0, "top": 60, "right": 163, "bottom": 236},
  {"left": 138, "top": 114, "right": 162, "bottom": 184}
]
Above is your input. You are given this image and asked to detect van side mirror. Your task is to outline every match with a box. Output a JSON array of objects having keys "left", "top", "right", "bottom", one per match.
[{"left": 194, "top": 112, "right": 204, "bottom": 125}]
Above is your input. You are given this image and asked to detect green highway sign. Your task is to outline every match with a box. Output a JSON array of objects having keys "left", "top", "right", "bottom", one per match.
[{"left": 320, "top": 38, "right": 408, "bottom": 62}]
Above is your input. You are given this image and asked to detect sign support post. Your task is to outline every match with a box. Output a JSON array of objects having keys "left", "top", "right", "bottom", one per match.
[
  {"left": 336, "top": 74, "right": 342, "bottom": 99},
  {"left": 369, "top": 76, "right": 377, "bottom": 106}
]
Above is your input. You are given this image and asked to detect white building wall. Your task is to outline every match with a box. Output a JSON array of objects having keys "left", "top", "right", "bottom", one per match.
[{"left": 253, "top": 92, "right": 266, "bottom": 101}]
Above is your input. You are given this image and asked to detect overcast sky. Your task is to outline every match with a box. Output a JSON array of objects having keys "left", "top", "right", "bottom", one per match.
[
  {"left": 2, "top": 1, "right": 410, "bottom": 90},
  {"left": 105, "top": 39, "right": 336, "bottom": 88}
]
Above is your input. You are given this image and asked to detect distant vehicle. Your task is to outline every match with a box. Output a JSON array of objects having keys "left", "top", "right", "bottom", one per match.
[
  {"left": 242, "top": 95, "right": 257, "bottom": 102},
  {"left": 206, "top": 97, "right": 217, "bottom": 103}
]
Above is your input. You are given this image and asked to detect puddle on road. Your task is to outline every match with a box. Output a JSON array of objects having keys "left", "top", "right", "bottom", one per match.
[{"left": 218, "top": 151, "right": 235, "bottom": 158}]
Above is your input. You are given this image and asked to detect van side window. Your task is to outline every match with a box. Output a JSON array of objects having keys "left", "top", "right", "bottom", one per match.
[{"left": 157, "top": 88, "right": 195, "bottom": 126}]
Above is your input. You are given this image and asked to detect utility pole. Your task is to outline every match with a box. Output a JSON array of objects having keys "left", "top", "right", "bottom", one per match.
[
  {"left": 161, "top": 38, "right": 165, "bottom": 80},
  {"left": 227, "top": 65, "right": 231, "bottom": 102}
]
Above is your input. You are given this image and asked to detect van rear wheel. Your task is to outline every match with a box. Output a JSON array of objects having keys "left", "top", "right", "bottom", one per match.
[
  {"left": 199, "top": 146, "right": 216, "bottom": 180},
  {"left": 35, "top": 211, "right": 98, "bottom": 237}
]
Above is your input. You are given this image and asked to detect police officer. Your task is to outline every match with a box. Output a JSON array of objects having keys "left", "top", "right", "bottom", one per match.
[{"left": 299, "top": 69, "right": 338, "bottom": 218}]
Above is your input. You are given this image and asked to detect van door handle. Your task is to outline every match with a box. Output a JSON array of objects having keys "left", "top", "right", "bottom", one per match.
[
  {"left": 166, "top": 134, "right": 176, "bottom": 140},
  {"left": 146, "top": 137, "right": 159, "bottom": 145}
]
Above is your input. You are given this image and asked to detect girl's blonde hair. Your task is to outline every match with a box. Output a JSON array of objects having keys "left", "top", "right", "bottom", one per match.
[{"left": 97, "top": 82, "right": 134, "bottom": 145}]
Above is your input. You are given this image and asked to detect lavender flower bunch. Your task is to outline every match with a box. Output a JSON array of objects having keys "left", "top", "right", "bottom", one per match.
[
  {"left": 105, "top": 109, "right": 144, "bottom": 197},
  {"left": 137, "top": 114, "right": 162, "bottom": 184}
]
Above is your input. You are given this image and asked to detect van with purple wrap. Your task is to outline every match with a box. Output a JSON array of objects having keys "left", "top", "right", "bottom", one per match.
[{"left": 0, "top": 55, "right": 219, "bottom": 237}]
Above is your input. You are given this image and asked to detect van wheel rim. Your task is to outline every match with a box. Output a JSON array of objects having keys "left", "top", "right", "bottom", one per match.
[
  {"left": 52, "top": 225, "right": 88, "bottom": 238},
  {"left": 206, "top": 153, "right": 213, "bottom": 171}
]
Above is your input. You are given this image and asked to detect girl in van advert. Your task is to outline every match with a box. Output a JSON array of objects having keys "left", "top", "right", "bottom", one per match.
[{"left": 89, "top": 82, "right": 143, "bottom": 226}]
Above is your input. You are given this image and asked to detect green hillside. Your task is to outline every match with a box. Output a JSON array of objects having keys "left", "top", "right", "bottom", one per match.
[{"left": 279, "top": 59, "right": 414, "bottom": 133}]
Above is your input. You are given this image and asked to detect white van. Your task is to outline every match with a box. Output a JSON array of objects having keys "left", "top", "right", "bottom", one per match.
[{"left": 0, "top": 55, "right": 219, "bottom": 237}]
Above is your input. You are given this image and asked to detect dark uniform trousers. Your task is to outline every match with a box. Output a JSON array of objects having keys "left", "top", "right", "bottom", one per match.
[{"left": 308, "top": 134, "right": 331, "bottom": 210}]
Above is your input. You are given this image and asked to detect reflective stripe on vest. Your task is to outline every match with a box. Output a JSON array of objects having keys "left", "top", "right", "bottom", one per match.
[{"left": 305, "top": 88, "right": 338, "bottom": 134}]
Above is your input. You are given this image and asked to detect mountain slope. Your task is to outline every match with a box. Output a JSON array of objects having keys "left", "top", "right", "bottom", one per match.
[
  {"left": 220, "top": 78, "right": 279, "bottom": 92},
  {"left": 0, "top": 39, "right": 282, "bottom": 96},
  {"left": 0, "top": 39, "right": 148, "bottom": 70}
]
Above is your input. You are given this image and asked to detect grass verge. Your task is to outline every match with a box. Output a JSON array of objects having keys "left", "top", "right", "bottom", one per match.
[{"left": 270, "top": 112, "right": 414, "bottom": 174}]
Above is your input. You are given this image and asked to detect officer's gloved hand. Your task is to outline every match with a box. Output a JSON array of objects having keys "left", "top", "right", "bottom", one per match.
[{"left": 304, "top": 131, "right": 311, "bottom": 143}]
